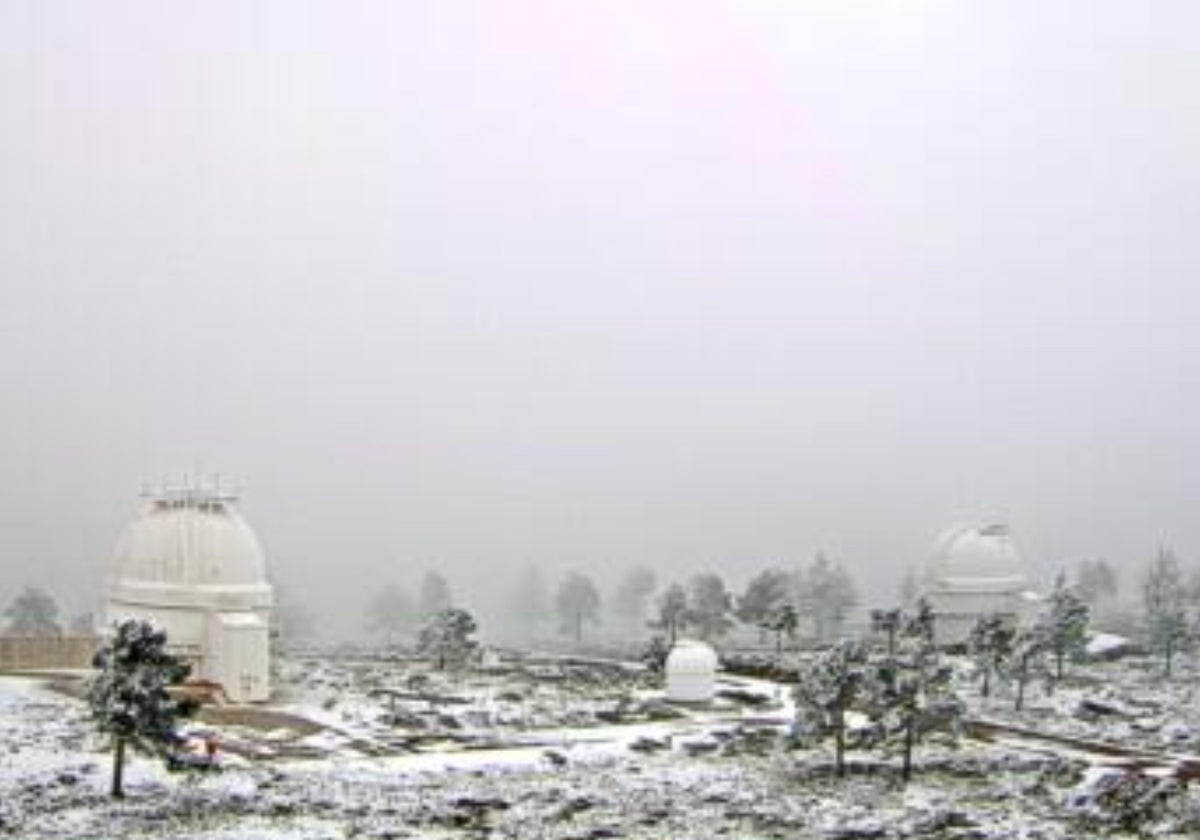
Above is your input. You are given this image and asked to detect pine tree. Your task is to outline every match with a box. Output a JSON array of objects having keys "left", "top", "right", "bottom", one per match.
[
  {"left": 967, "top": 614, "right": 1015, "bottom": 699},
  {"left": 555, "top": 572, "right": 601, "bottom": 643},
  {"left": 1006, "top": 625, "right": 1051, "bottom": 711},
  {"left": 417, "top": 607, "right": 479, "bottom": 670},
  {"left": 648, "top": 583, "right": 688, "bottom": 644},
  {"left": 1037, "top": 572, "right": 1090, "bottom": 680},
  {"left": 684, "top": 573, "right": 734, "bottom": 641},
  {"left": 761, "top": 602, "right": 799, "bottom": 656},
  {"left": 763, "top": 604, "right": 801, "bottom": 657},
  {"left": 872, "top": 602, "right": 962, "bottom": 783},
  {"left": 1143, "top": 547, "right": 1192, "bottom": 678},
  {"left": 793, "top": 640, "right": 872, "bottom": 777},
  {"left": 736, "top": 568, "right": 790, "bottom": 631},
  {"left": 3, "top": 586, "right": 62, "bottom": 637},
  {"left": 87, "top": 620, "right": 198, "bottom": 798}
]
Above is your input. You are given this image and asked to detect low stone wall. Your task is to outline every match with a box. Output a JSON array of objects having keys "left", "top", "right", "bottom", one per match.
[{"left": 0, "top": 636, "right": 99, "bottom": 671}]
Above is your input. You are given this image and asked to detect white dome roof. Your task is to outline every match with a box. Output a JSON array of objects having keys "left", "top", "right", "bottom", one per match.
[
  {"left": 665, "top": 639, "right": 718, "bottom": 676},
  {"left": 926, "top": 523, "right": 1026, "bottom": 589},
  {"left": 110, "top": 494, "right": 269, "bottom": 589},
  {"left": 665, "top": 639, "right": 718, "bottom": 703}
]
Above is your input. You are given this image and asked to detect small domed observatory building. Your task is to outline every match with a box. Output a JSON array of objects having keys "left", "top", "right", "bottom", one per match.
[
  {"left": 106, "top": 482, "right": 274, "bottom": 702},
  {"left": 921, "top": 523, "right": 1034, "bottom": 644},
  {"left": 665, "top": 639, "right": 718, "bottom": 703}
]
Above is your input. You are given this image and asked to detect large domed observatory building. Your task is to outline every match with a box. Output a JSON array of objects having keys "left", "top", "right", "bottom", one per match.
[
  {"left": 921, "top": 523, "right": 1036, "bottom": 644},
  {"left": 106, "top": 480, "right": 274, "bottom": 702}
]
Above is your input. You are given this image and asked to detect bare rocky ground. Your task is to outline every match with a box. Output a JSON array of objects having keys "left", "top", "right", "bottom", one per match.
[{"left": 3, "top": 650, "right": 1200, "bottom": 839}]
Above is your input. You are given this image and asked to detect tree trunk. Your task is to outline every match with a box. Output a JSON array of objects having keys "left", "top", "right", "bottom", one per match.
[
  {"left": 1015, "top": 672, "right": 1026, "bottom": 711},
  {"left": 901, "top": 719, "right": 914, "bottom": 783},
  {"left": 775, "top": 631, "right": 783, "bottom": 658},
  {"left": 834, "top": 708, "right": 845, "bottom": 778},
  {"left": 1165, "top": 641, "right": 1174, "bottom": 679},
  {"left": 981, "top": 668, "right": 990, "bottom": 699},
  {"left": 111, "top": 737, "right": 126, "bottom": 799}
]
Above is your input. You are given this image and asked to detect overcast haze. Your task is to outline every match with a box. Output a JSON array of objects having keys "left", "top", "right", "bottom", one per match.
[{"left": 1, "top": 2, "right": 1198, "bottom": 636}]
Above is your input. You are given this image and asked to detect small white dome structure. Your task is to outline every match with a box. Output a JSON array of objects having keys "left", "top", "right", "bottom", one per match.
[
  {"left": 665, "top": 639, "right": 718, "bottom": 703},
  {"left": 921, "top": 523, "right": 1034, "bottom": 644},
  {"left": 106, "top": 481, "right": 274, "bottom": 702}
]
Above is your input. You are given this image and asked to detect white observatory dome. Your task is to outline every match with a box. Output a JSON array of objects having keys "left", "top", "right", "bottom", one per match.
[
  {"left": 112, "top": 497, "right": 268, "bottom": 590},
  {"left": 920, "top": 523, "right": 1033, "bottom": 644},
  {"left": 665, "top": 639, "right": 718, "bottom": 703},
  {"left": 106, "top": 481, "right": 273, "bottom": 702},
  {"left": 926, "top": 523, "right": 1025, "bottom": 589}
]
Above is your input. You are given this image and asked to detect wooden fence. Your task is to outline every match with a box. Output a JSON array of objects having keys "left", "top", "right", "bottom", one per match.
[{"left": 0, "top": 636, "right": 99, "bottom": 671}]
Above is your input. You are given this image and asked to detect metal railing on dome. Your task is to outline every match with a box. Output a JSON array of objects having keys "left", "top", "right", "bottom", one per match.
[{"left": 139, "top": 474, "right": 241, "bottom": 509}]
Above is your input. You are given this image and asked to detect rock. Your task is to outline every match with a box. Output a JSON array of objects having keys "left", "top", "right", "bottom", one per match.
[
  {"left": 387, "top": 711, "right": 429, "bottom": 729},
  {"left": 556, "top": 796, "right": 596, "bottom": 820},
  {"left": 1074, "top": 698, "right": 1130, "bottom": 721},
  {"left": 628, "top": 736, "right": 670, "bottom": 754},
  {"left": 679, "top": 736, "right": 721, "bottom": 756},
  {"left": 642, "top": 702, "right": 685, "bottom": 721},
  {"left": 716, "top": 688, "right": 772, "bottom": 708}
]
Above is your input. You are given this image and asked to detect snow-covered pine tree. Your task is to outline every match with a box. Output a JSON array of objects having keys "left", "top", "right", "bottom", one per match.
[
  {"left": 3, "top": 586, "right": 62, "bottom": 637},
  {"left": 417, "top": 607, "right": 479, "bottom": 670},
  {"left": 1005, "top": 624, "right": 1051, "bottom": 711},
  {"left": 648, "top": 583, "right": 689, "bottom": 645},
  {"left": 760, "top": 602, "right": 799, "bottom": 657},
  {"left": 737, "top": 567, "right": 790, "bottom": 634},
  {"left": 1038, "top": 572, "right": 1090, "bottom": 681},
  {"left": 967, "top": 613, "right": 1015, "bottom": 699},
  {"left": 87, "top": 619, "right": 198, "bottom": 798},
  {"left": 684, "top": 573, "right": 734, "bottom": 641},
  {"left": 872, "top": 600, "right": 963, "bottom": 783},
  {"left": 1143, "top": 547, "right": 1193, "bottom": 678},
  {"left": 793, "top": 639, "right": 872, "bottom": 777}
]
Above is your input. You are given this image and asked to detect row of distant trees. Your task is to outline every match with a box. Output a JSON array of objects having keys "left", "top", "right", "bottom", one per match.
[
  {"left": 362, "top": 553, "right": 859, "bottom": 648},
  {"left": 7, "top": 545, "right": 1199, "bottom": 662}
]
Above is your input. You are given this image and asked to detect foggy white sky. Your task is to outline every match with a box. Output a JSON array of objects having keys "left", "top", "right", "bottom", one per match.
[{"left": 1, "top": 2, "right": 1198, "bottom": 634}]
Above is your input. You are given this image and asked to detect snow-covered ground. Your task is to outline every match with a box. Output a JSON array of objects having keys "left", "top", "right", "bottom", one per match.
[{"left": 3, "top": 651, "right": 1200, "bottom": 839}]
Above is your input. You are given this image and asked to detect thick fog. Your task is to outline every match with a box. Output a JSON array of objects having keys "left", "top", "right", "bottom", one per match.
[{"left": 1, "top": 2, "right": 1197, "bottom": 639}]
